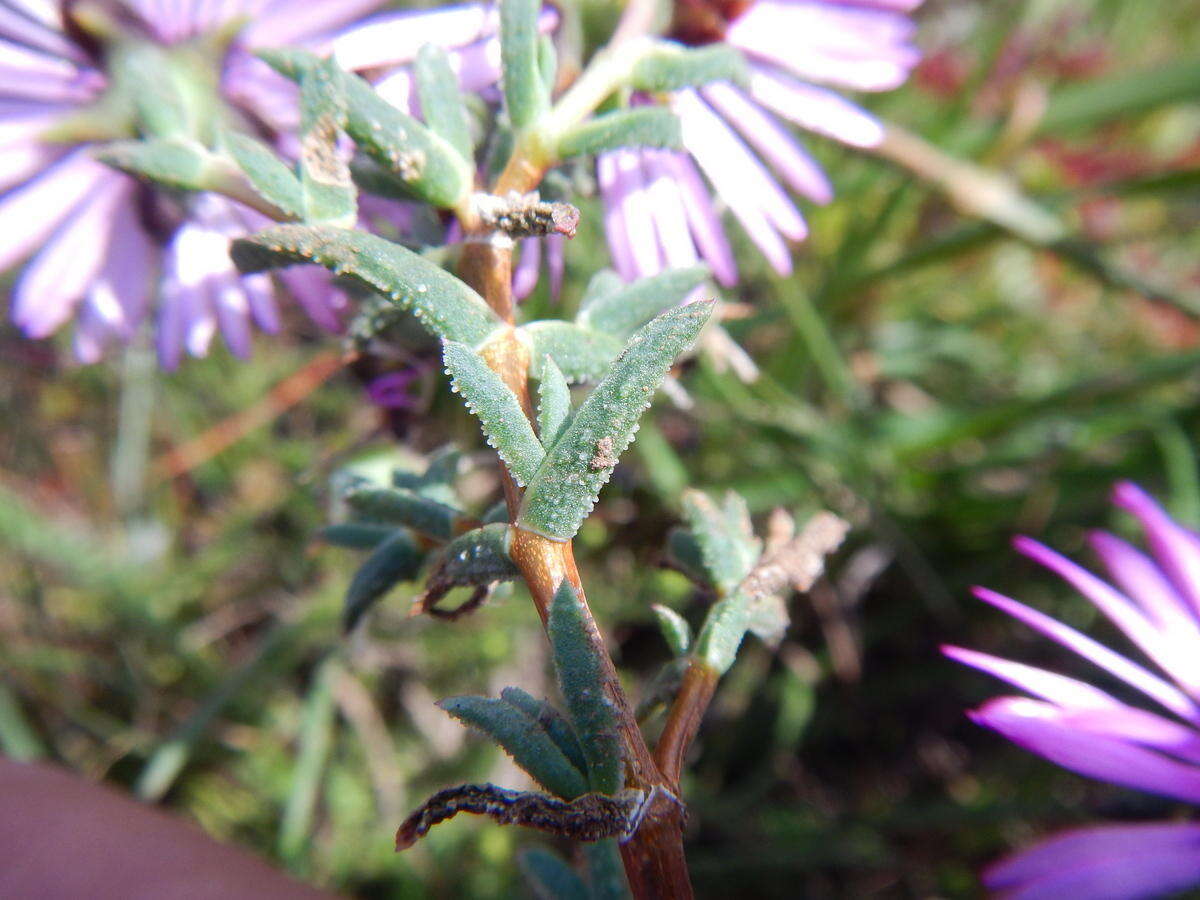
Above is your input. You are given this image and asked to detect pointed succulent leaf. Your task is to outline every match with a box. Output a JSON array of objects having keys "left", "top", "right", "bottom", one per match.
[
  {"left": 500, "top": 0, "right": 549, "bottom": 131},
  {"left": 349, "top": 155, "right": 420, "bottom": 200},
  {"left": 576, "top": 267, "right": 709, "bottom": 340},
  {"left": 345, "top": 485, "right": 461, "bottom": 541},
  {"left": 320, "top": 522, "right": 395, "bottom": 550},
  {"left": 537, "top": 33, "right": 557, "bottom": 94},
  {"left": 500, "top": 686, "right": 588, "bottom": 776},
  {"left": 391, "top": 447, "right": 461, "bottom": 506},
  {"left": 584, "top": 840, "right": 630, "bottom": 900},
  {"left": 231, "top": 225, "right": 503, "bottom": 345},
  {"left": 414, "top": 44, "right": 473, "bottom": 162},
  {"left": 438, "top": 695, "right": 590, "bottom": 800},
  {"left": 579, "top": 269, "right": 624, "bottom": 311},
  {"left": 665, "top": 527, "right": 710, "bottom": 586},
  {"left": 426, "top": 524, "right": 520, "bottom": 594},
  {"left": 298, "top": 56, "right": 356, "bottom": 226},
  {"left": 521, "top": 321, "right": 624, "bottom": 383},
  {"left": 694, "top": 592, "right": 750, "bottom": 675},
  {"left": 651, "top": 604, "right": 692, "bottom": 656},
  {"left": 557, "top": 107, "right": 682, "bottom": 159},
  {"left": 548, "top": 581, "right": 623, "bottom": 794},
  {"left": 97, "top": 138, "right": 216, "bottom": 191},
  {"left": 442, "top": 341, "right": 545, "bottom": 486},
  {"left": 224, "top": 132, "right": 304, "bottom": 219},
  {"left": 519, "top": 847, "right": 588, "bottom": 900},
  {"left": 343, "top": 530, "right": 424, "bottom": 631},
  {"left": 259, "top": 49, "right": 471, "bottom": 208},
  {"left": 630, "top": 44, "right": 749, "bottom": 92},
  {"left": 681, "top": 489, "right": 761, "bottom": 595},
  {"left": 536, "top": 356, "right": 572, "bottom": 447},
  {"left": 518, "top": 301, "right": 715, "bottom": 542}
]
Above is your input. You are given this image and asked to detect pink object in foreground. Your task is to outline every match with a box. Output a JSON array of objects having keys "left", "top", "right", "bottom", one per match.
[
  {"left": 600, "top": 0, "right": 923, "bottom": 285},
  {"left": 0, "top": 757, "right": 336, "bottom": 898},
  {"left": 945, "top": 482, "right": 1200, "bottom": 899}
]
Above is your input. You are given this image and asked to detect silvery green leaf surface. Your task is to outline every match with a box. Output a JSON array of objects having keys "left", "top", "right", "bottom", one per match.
[
  {"left": 557, "top": 107, "right": 682, "bottom": 159},
  {"left": 537, "top": 34, "right": 557, "bottom": 96},
  {"left": 521, "top": 321, "right": 625, "bottom": 384},
  {"left": 231, "top": 225, "right": 503, "bottom": 345},
  {"left": 224, "top": 132, "right": 304, "bottom": 219},
  {"left": 414, "top": 44, "right": 473, "bottom": 162},
  {"left": 343, "top": 531, "right": 424, "bottom": 631},
  {"left": 442, "top": 341, "right": 545, "bottom": 486},
  {"left": 438, "top": 695, "right": 589, "bottom": 800},
  {"left": 665, "top": 527, "right": 710, "bottom": 586},
  {"left": 298, "top": 57, "right": 356, "bottom": 226},
  {"left": 630, "top": 44, "right": 749, "bottom": 92},
  {"left": 694, "top": 592, "right": 750, "bottom": 675},
  {"left": 578, "top": 269, "right": 624, "bottom": 310},
  {"left": 576, "top": 266, "right": 709, "bottom": 340},
  {"left": 260, "top": 49, "right": 471, "bottom": 209},
  {"left": 97, "top": 138, "right": 215, "bottom": 192},
  {"left": 651, "top": 604, "right": 692, "bottom": 656},
  {"left": 499, "top": 686, "right": 588, "bottom": 776},
  {"left": 536, "top": 357, "right": 572, "bottom": 447},
  {"left": 344, "top": 485, "right": 461, "bottom": 541},
  {"left": 519, "top": 847, "right": 588, "bottom": 900},
  {"left": 500, "top": 0, "right": 549, "bottom": 131},
  {"left": 518, "top": 301, "right": 714, "bottom": 542},
  {"left": 681, "top": 489, "right": 761, "bottom": 595},
  {"left": 431, "top": 524, "right": 520, "bottom": 590},
  {"left": 320, "top": 522, "right": 395, "bottom": 550},
  {"left": 391, "top": 446, "right": 462, "bottom": 506},
  {"left": 548, "top": 581, "right": 623, "bottom": 794}
]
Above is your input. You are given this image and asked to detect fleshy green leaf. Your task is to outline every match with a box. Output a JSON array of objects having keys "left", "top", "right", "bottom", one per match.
[
  {"left": 694, "top": 592, "right": 750, "bottom": 675},
  {"left": 438, "top": 695, "right": 590, "bottom": 800},
  {"left": 681, "top": 489, "right": 761, "bottom": 595},
  {"left": 519, "top": 847, "right": 588, "bottom": 900},
  {"left": 579, "top": 269, "right": 624, "bottom": 310},
  {"left": 391, "top": 446, "right": 461, "bottom": 506},
  {"left": 320, "top": 522, "right": 395, "bottom": 550},
  {"left": 298, "top": 57, "right": 356, "bottom": 226},
  {"left": 343, "top": 531, "right": 424, "bottom": 631},
  {"left": 442, "top": 341, "right": 545, "bottom": 486},
  {"left": 500, "top": 0, "right": 549, "bottom": 131},
  {"left": 521, "top": 321, "right": 624, "bottom": 383},
  {"left": 224, "top": 132, "right": 304, "bottom": 219},
  {"left": 414, "top": 44, "right": 473, "bottom": 162},
  {"left": 630, "top": 44, "right": 748, "bottom": 92},
  {"left": 548, "top": 581, "right": 623, "bottom": 794},
  {"left": 665, "top": 527, "right": 710, "bottom": 586},
  {"left": 558, "top": 107, "right": 682, "bottom": 158},
  {"left": 499, "top": 686, "right": 588, "bottom": 776},
  {"left": 426, "top": 524, "right": 520, "bottom": 593},
  {"left": 260, "top": 49, "right": 471, "bottom": 209},
  {"left": 231, "top": 224, "right": 503, "bottom": 345},
  {"left": 651, "top": 604, "right": 692, "bottom": 656},
  {"left": 518, "top": 301, "right": 714, "bottom": 542},
  {"left": 97, "top": 138, "right": 218, "bottom": 192},
  {"left": 345, "top": 485, "right": 461, "bottom": 541},
  {"left": 576, "top": 267, "right": 709, "bottom": 339},
  {"left": 536, "top": 357, "right": 572, "bottom": 446},
  {"left": 537, "top": 33, "right": 557, "bottom": 95}
]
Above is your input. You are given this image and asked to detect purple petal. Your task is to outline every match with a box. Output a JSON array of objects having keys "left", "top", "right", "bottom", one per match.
[
  {"left": 749, "top": 67, "right": 885, "bottom": 148},
  {"left": 702, "top": 82, "right": 833, "bottom": 204},
  {"left": 1113, "top": 481, "right": 1200, "bottom": 621},
  {"left": 641, "top": 149, "right": 700, "bottom": 270},
  {"left": 651, "top": 151, "right": 737, "bottom": 287},
  {"left": 240, "top": 272, "right": 281, "bottom": 334},
  {"left": 12, "top": 174, "right": 129, "bottom": 338},
  {"left": 512, "top": 237, "right": 540, "bottom": 300},
  {"left": 614, "top": 149, "right": 666, "bottom": 279},
  {"left": 0, "top": 5, "right": 82, "bottom": 61},
  {"left": 943, "top": 645, "right": 1123, "bottom": 710},
  {"left": 244, "top": 0, "right": 391, "bottom": 47},
  {"left": 972, "top": 586, "right": 1200, "bottom": 721},
  {"left": 596, "top": 151, "right": 639, "bottom": 282},
  {"left": 366, "top": 370, "right": 418, "bottom": 409},
  {"left": 970, "top": 696, "right": 1200, "bottom": 804},
  {"left": 330, "top": 4, "right": 491, "bottom": 71},
  {"left": 0, "top": 148, "right": 106, "bottom": 273},
  {"left": 276, "top": 267, "right": 343, "bottom": 332},
  {"left": 545, "top": 234, "right": 564, "bottom": 300},
  {"left": 1015, "top": 535, "right": 1200, "bottom": 694},
  {"left": 1090, "top": 529, "right": 1200, "bottom": 640},
  {"left": 985, "top": 822, "right": 1200, "bottom": 900},
  {"left": 0, "top": 131, "right": 58, "bottom": 193},
  {"left": 157, "top": 276, "right": 187, "bottom": 371}
]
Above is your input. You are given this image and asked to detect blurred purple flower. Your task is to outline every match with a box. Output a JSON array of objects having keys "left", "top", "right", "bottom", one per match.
[
  {"left": 1, "top": 0, "right": 384, "bottom": 367},
  {"left": 601, "top": 0, "right": 923, "bottom": 285},
  {"left": 945, "top": 482, "right": 1200, "bottom": 900},
  {"left": 365, "top": 369, "right": 420, "bottom": 410}
]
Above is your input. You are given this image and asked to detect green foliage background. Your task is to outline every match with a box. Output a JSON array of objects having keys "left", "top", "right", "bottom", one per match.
[{"left": 3, "top": 0, "right": 1200, "bottom": 896}]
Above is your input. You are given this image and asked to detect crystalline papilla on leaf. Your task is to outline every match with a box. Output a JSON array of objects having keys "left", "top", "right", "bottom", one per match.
[{"left": 518, "top": 300, "right": 715, "bottom": 543}]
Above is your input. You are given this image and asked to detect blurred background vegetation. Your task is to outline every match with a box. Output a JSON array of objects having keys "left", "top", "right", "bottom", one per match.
[{"left": 4, "top": 0, "right": 1200, "bottom": 896}]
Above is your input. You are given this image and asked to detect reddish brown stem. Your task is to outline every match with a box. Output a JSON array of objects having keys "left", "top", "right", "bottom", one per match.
[{"left": 653, "top": 661, "right": 719, "bottom": 789}]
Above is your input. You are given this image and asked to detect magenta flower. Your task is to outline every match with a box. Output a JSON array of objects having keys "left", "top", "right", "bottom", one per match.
[
  {"left": 601, "top": 0, "right": 923, "bottom": 285},
  {"left": 1, "top": 0, "right": 384, "bottom": 367},
  {"left": 945, "top": 482, "right": 1200, "bottom": 899}
]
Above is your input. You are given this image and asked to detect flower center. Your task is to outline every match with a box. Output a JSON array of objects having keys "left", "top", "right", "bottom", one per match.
[{"left": 668, "top": 0, "right": 755, "bottom": 46}]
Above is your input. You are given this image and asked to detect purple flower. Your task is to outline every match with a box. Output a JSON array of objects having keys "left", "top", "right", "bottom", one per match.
[
  {"left": 1, "top": 0, "right": 384, "bottom": 367},
  {"left": 945, "top": 482, "right": 1200, "bottom": 899},
  {"left": 601, "top": 0, "right": 923, "bottom": 285}
]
